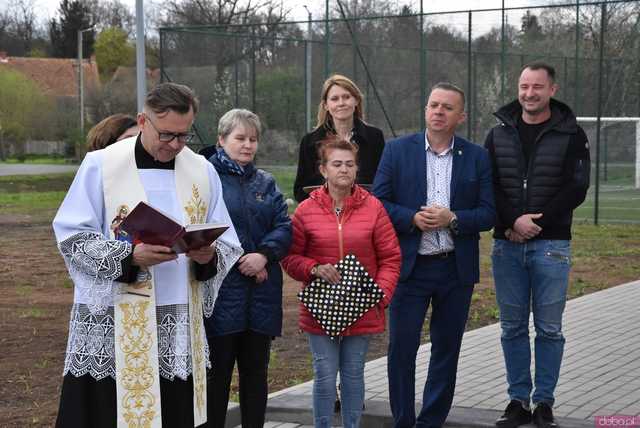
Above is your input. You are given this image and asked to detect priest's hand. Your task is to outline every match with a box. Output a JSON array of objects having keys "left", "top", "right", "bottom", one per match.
[
  {"left": 133, "top": 243, "right": 178, "bottom": 267},
  {"left": 187, "top": 245, "right": 216, "bottom": 265},
  {"left": 238, "top": 253, "right": 268, "bottom": 277}
]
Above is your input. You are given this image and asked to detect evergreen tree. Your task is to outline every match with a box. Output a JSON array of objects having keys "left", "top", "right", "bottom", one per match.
[{"left": 49, "top": 0, "right": 95, "bottom": 58}]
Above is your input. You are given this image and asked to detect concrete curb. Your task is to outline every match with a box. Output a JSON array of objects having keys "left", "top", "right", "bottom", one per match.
[{"left": 263, "top": 395, "right": 594, "bottom": 427}]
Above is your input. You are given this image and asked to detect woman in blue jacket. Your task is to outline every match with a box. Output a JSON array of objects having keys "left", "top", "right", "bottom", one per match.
[{"left": 205, "top": 109, "right": 292, "bottom": 428}]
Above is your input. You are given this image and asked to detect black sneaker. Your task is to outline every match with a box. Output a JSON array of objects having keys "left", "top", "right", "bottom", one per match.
[
  {"left": 496, "top": 400, "right": 532, "bottom": 428},
  {"left": 532, "top": 403, "right": 557, "bottom": 428}
]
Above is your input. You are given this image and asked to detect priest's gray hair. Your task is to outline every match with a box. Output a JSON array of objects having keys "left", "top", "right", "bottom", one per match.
[
  {"left": 144, "top": 82, "right": 200, "bottom": 116},
  {"left": 218, "top": 109, "right": 262, "bottom": 142}
]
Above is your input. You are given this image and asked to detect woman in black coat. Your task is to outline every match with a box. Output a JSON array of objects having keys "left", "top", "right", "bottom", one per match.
[{"left": 293, "top": 74, "right": 385, "bottom": 202}]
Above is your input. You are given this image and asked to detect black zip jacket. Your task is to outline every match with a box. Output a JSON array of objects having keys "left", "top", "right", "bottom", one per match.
[
  {"left": 484, "top": 98, "right": 590, "bottom": 240},
  {"left": 293, "top": 118, "right": 385, "bottom": 202}
]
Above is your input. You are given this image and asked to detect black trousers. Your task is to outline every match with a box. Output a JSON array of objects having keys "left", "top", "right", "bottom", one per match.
[
  {"left": 56, "top": 373, "right": 195, "bottom": 427},
  {"left": 205, "top": 330, "right": 272, "bottom": 428}
]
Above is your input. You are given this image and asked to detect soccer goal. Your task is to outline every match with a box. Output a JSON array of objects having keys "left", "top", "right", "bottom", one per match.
[
  {"left": 577, "top": 117, "right": 640, "bottom": 189},
  {"left": 574, "top": 117, "right": 640, "bottom": 224}
]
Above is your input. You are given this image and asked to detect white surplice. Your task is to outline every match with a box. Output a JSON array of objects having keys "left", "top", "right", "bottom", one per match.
[{"left": 53, "top": 142, "right": 242, "bottom": 407}]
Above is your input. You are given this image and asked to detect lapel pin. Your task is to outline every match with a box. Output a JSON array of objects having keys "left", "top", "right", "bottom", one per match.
[{"left": 458, "top": 150, "right": 462, "bottom": 155}]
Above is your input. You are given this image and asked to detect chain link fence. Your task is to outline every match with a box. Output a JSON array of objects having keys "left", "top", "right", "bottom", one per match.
[{"left": 160, "top": 0, "right": 640, "bottom": 223}]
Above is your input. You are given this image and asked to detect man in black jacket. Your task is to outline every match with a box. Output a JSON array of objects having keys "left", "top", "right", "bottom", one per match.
[{"left": 484, "top": 62, "right": 590, "bottom": 428}]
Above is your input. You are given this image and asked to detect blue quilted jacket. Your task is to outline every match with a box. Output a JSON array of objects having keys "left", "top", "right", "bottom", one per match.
[{"left": 204, "top": 155, "right": 292, "bottom": 337}]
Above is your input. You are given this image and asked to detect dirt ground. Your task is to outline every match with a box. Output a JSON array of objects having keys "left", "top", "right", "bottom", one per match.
[{"left": 1, "top": 210, "right": 638, "bottom": 426}]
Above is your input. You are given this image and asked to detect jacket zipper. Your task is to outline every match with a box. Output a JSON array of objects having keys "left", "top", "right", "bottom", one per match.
[
  {"left": 521, "top": 121, "right": 554, "bottom": 214},
  {"left": 522, "top": 178, "right": 528, "bottom": 215},
  {"left": 337, "top": 216, "right": 344, "bottom": 259},
  {"left": 241, "top": 175, "right": 252, "bottom": 330}
]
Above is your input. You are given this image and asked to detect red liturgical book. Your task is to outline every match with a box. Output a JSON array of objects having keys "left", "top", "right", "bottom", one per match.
[{"left": 119, "top": 201, "right": 229, "bottom": 253}]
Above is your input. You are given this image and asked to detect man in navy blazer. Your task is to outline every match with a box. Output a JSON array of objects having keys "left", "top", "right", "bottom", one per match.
[{"left": 373, "top": 82, "right": 495, "bottom": 428}]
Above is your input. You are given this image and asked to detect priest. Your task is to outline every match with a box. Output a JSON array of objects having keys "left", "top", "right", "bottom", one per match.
[{"left": 53, "top": 82, "right": 243, "bottom": 428}]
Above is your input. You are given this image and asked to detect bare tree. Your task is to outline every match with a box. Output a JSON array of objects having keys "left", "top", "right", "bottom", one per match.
[
  {"left": 87, "top": 0, "right": 136, "bottom": 34},
  {"left": 0, "top": 0, "right": 46, "bottom": 56}
]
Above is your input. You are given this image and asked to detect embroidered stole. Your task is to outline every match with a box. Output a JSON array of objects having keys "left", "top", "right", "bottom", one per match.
[{"left": 103, "top": 137, "right": 209, "bottom": 427}]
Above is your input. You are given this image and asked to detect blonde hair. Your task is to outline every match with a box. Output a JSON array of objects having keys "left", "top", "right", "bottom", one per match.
[
  {"left": 217, "top": 108, "right": 262, "bottom": 143},
  {"left": 316, "top": 74, "right": 365, "bottom": 130}
]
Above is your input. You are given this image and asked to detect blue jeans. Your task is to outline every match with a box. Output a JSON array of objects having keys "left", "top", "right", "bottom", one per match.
[
  {"left": 307, "top": 333, "right": 371, "bottom": 428},
  {"left": 388, "top": 255, "right": 473, "bottom": 428},
  {"left": 492, "top": 239, "right": 571, "bottom": 406}
]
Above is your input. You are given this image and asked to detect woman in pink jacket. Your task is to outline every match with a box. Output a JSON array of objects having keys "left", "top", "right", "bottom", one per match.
[{"left": 282, "top": 137, "right": 401, "bottom": 428}]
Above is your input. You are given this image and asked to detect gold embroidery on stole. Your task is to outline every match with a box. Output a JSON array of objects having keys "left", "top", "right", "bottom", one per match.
[
  {"left": 119, "top": 298, "right": 157, "bottom": 428},
  {"left": 185, "top": 184, "right": 207, "bottom": 418}
]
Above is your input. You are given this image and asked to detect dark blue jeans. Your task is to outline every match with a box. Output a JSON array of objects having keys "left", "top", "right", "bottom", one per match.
[
  {"left": 388, "top": 254, "right": 474, "bottom": 428},
  {"left": 492, "top": 239, "right": 570, "bottom": 406}
]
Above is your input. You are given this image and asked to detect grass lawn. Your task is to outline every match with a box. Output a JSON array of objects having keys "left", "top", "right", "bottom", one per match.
[{"left": 2, "top": 155, "right": 69, "bottom": 164}]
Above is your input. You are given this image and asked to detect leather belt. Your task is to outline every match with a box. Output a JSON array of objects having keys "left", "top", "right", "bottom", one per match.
[{"left": 419, "top": 251, "right": 455, "bottom": 260}]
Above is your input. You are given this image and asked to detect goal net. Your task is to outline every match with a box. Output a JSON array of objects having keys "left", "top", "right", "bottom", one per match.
[{"left": 575, "top": 117, "right": 640, "bottom": 224}]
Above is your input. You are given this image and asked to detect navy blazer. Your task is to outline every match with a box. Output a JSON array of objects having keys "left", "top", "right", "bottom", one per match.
[{"left": 372, "top": 132, "right": 495, "bottom": 285}]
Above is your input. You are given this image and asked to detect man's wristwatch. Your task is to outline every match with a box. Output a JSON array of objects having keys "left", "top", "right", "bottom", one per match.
[
  {"left": 310, "top": 264, "right": 319, "bottom": 277},
  {"left": 448, "top": 213, "right": 459, "bottom": 236}
]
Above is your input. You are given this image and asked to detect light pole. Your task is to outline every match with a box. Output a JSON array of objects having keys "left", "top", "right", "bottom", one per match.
[
  {"left": 135, "top": 0, "right": 146, "bottom": 113},
  {"left": 77, "top": 26, "right": 94, "bottom": 157},
  {"left": 303, "top": 5, "right": 312, "bottom": 132}
]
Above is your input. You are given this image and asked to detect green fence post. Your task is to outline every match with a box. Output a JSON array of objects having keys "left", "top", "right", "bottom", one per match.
[
  {"left": 467, "top": 10, "right": 472, "bottom": 141},
  {"left": 594, "top": 2, "right": 607, "bottom": 225}
]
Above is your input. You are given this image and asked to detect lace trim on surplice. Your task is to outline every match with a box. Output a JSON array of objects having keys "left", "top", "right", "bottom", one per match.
[
  {"left": 202, "top": 239, "right": 243, "bottom": 317},
  {"left": 59, "top": 232, "right": 131, "bottom": 315},
  {"left": 64, "top": 303, "right": 210, "bottom": 381}
]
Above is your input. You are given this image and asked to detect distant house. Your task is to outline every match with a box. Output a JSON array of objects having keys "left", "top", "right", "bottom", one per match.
[
  {"left": 0, "top": 51, "right": 100, "bottom": 157},
  {"left": 0, "top": 51, "right": 100, "bottom": 99},
  {"left": 109, "top": 65, "right": 161, "bottom": 89}
]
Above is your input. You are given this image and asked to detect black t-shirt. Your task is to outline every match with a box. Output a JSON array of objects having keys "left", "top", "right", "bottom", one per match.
[{"left": 517, "top": 116, "right": 549, "bottom": 166}]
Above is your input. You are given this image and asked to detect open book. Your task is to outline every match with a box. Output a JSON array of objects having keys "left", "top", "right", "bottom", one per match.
[{"left": 119, "top": 201, "right": 229, "bottom": 253}]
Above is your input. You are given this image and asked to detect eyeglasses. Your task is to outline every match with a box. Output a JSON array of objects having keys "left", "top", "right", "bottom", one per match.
[{"left": 144, "top": 114, "right": 195, "bottom": 144}]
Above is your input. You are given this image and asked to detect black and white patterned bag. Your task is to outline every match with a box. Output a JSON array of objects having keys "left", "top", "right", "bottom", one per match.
[{"left": 298, "top": 254, "right": 384, "bottom": 338}]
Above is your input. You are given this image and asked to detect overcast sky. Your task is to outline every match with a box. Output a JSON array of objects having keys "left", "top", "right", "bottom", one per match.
[{"left": 16, "top": 0, "right": 544, "bottom": 27}]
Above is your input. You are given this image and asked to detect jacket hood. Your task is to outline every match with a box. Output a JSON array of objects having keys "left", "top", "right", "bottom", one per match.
[
  {"left": 308, "top": 184, "right": 369, "bottom": 214},
  {"left": 494, "top": 98, "right": 578, "bottom": 135}
]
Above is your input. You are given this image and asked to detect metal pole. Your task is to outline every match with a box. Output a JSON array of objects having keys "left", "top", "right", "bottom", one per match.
[
  {"left": 135, "top": 0, "right": 146, "bottom": 112},
  {"left": 467, "top": 11, "right": 472, "bottom": 140},
  {"left": 251, "top": 26, "right": 256, "bottom": 112},
  {"left": 78, "top": 29, "right": 83, "bottom": 143},
  {"left": 159, "top": 29, "right": 164, "bottom": 83},
  {"left": 594, "top": 2, "right": 606, "bottom": 225},
  {"left": 325, "top": 0, "right": 330, "bottom": 78},
  {"left": 574, "top": 0, "right": 580, "bottom": 114},
  {"left": 234, "top": 36, "right": 239, "bottom": 107},
  {"left": 563, "top": 55, "right": 568, "bottom": 96},
  {"left": 472, "top": 53, "right": 478, "bottom": 142},
  {"left": 636, "top": 121, "right": 640, "bottom": 189},
  {"left": 420, "top": 0, "right": 425, "bottom": 130},
  {"left": 305, "top": 7, "right": 313, "bottom": 132},
  {"left": 603, "top": 126, "right": 608, "bottom": 182},
  {"left": 352, "top": 0, "right": 358, "bottom": 82},
  {"left": 501, "top": 0, "right": 506, "bottom": 105}
]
